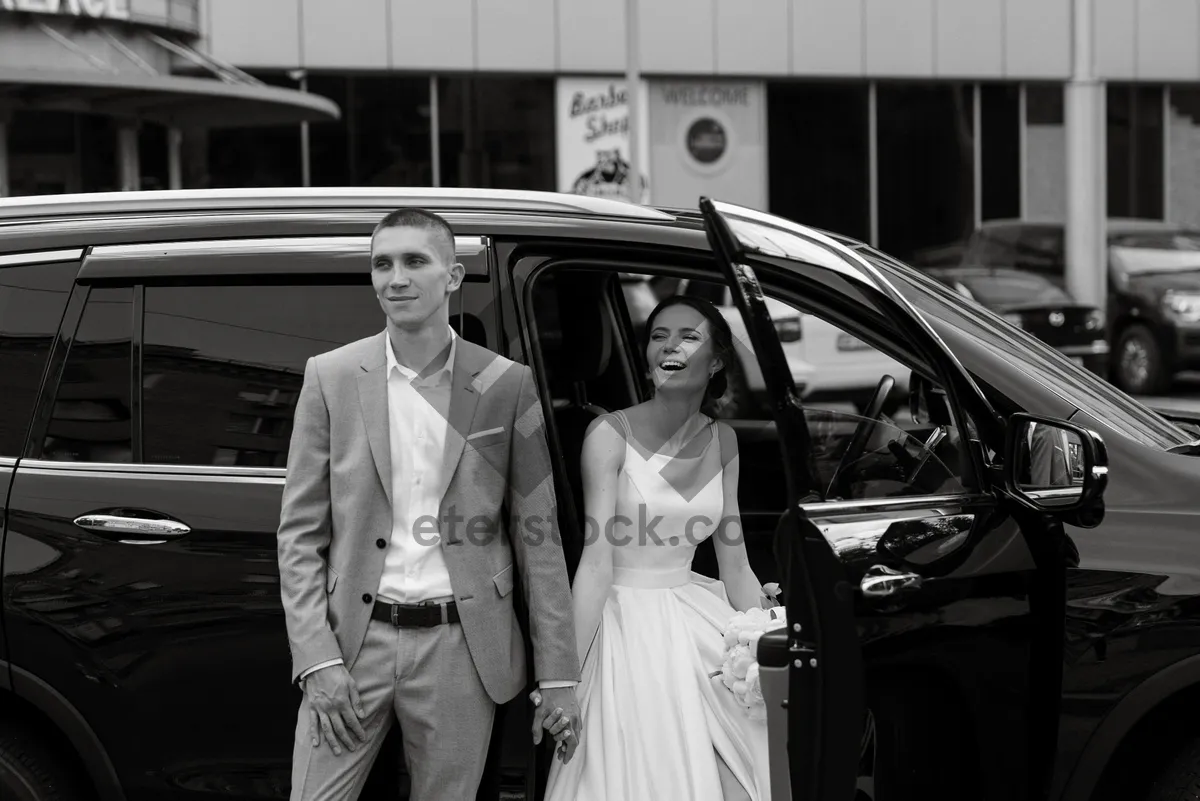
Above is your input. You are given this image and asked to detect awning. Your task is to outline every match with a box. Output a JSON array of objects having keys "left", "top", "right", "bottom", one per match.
[{"left": 0, "top": 66, "right": 340, "bottom": 128}]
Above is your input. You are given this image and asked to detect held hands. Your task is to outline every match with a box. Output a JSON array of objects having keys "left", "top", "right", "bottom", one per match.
[
  {"left": 304, "top": 664, "right": 368, "bottom": 757},
  {"left": 529, "top": 687, "right": 582, "bottom": 765}
]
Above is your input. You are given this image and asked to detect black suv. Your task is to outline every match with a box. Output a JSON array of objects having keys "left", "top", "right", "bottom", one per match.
[
  {"left": 962, "top": 218, "right": 1200, "bottom": 395},
  {"left": 0, "top": 189, "right": 1198, "bottom": 801}
]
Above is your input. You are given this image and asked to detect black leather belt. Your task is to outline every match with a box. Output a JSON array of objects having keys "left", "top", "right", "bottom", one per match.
[{"left": 372, "top": 599, "right": 459, "bottom": 628}]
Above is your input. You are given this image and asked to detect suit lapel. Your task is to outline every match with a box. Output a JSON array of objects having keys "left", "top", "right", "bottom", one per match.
[
  {"left": 435, "top": 341, "right": 484, "bottom": 503},
  {"left": 357, "top": 331, "right": 392, "bottom": 506}
]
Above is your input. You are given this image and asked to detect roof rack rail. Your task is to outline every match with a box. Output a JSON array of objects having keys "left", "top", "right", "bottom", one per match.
[{"left": 0, "top": 187, "right": 677, "bottom": 222}]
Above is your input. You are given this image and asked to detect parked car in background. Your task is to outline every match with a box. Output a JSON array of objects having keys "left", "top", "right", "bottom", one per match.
[
  {"left": 962, "top": 218, "right": 1200, "bottom": 395},
  {"left": 924, "top": 265, "right": 1108, "bottom": 376}
]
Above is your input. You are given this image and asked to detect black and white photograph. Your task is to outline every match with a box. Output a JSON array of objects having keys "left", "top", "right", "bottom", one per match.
[{"left": 1, "top": 2, "right": 1200, "bottom": 801}]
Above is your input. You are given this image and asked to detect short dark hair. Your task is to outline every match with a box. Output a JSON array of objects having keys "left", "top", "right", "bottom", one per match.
[
  {"left": 643, "top": 294, "right": 741, "bottom": 418},
  {"left": 372, "top": 208, "right": 456, "bottom": 265}
]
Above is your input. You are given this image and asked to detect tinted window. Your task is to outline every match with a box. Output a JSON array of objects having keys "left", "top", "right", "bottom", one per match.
[
  {"left": 0, "top": 260, "right": 76, "bottom": 456},
  {"left": 142, "top": 284, "right": 384, "bottom": 467},
  {"left": 42, "top": 287, "right": 134, "bottom": 463}
]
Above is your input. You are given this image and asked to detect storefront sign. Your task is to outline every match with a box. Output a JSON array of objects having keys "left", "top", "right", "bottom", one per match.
[
  {"left": 556, "top": 77, "right": 650, "bottom": 204},
  {"left": 0, "top": 0, "right": 130, "bottom": 21},
  {"left": 648, "top": 79, "right": 766, "bottom": 210}
]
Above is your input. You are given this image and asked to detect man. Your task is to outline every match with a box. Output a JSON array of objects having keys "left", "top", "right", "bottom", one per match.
[{"left": 277, "top": 208, "right": 582, "bottom": 801}]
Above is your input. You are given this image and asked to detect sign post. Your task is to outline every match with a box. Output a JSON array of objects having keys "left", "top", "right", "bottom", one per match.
[{"left": 625, "top": 0, "right": 641, "bottom": 204}]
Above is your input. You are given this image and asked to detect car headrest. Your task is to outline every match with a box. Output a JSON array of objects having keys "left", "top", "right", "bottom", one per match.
[{"left": 552, "top": 272, "right": 613, "bottom": 385}]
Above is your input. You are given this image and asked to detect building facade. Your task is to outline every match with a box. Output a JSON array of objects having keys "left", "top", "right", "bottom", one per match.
[
  {"left": 0, "top": 0, "right": 337, "bottom": 197},
  {"left": 9, "top": 0, "right": 1200, "bottom": 297}
]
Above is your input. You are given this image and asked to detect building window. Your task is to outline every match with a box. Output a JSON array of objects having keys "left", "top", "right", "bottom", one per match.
[
  {"left": 1167, "top": 86, "right": 1200, "bottom": 228},
  {"left": 876, "top": 83, "right": 976, "bottom": 265},
  {"left": 304, "top": 75, "right": 433, "bottom": 187},
  {"left": 767, "top": 82, "right": 870, "bottom": 243},
  {"left": 980, "top": 84, "right": 1021, "bottom": 223},
  {"left": 1108, "top": 84, "right": 1164, "bottom": 220},
  {"left": 437, "top": 77, "right": 555, "bottom": 190}
]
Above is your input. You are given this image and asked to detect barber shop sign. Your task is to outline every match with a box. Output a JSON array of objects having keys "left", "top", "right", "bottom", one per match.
[
  {"left": 556, "top": 77, "right": 651, "bottom": 204},
  {"left": 0, "top": 0, "right": 129, "bottom": 20}
]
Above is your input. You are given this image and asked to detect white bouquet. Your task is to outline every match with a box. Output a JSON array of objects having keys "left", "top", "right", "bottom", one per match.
[{"left": 711, "top": 586, "right": 788, "bottom": 721}]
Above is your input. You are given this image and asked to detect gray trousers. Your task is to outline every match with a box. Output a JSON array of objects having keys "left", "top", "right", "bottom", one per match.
[{"left": 289, "top": 617, "right": 496, "bottom": 801}]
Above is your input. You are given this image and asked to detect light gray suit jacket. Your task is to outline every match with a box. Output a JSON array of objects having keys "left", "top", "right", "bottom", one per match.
[{"left": 276, "top": 331, "right": 580, "bottom": 703}]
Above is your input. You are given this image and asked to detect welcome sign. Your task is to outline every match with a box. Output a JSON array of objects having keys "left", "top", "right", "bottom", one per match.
[
  {"left": 647, "top": 79, "right": 767, "bottom": 211},
  {"left": 0, "top": 0, "right": 130, "bottom": 20},
  {"left": 555, "top": 77, "right": 651, "bottom": 204}
]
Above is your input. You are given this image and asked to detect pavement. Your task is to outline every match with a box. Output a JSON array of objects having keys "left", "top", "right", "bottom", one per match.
[{"left": 1134, "top": 372, "right": 1200, "bottom": 416}]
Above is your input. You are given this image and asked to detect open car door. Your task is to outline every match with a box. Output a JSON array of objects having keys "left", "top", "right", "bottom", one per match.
[
  {"left": 699, "top": 198, "right": 867, "bottom": 801},
  {"left": 698, "top": 197, "right": 1111, "bottom": 801}
]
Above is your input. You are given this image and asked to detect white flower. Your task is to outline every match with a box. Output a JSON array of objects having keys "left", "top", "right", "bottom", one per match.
[{"left": 714, "top": 604, "right": 790, "bottom": 720}]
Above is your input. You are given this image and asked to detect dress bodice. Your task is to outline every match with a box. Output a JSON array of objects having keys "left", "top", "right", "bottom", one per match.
[{"left": 608, "top": 409, "right": 726, "bottom": 579}]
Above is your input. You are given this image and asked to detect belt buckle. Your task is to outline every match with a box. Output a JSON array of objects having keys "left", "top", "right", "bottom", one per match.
[{"left": 390, "top": 604, "right": 400, "bottom": 627}]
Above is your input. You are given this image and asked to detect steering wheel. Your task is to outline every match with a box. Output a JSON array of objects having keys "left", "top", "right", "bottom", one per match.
[{"left": 830, "top": 375, "right": 895, "bottom": 499}]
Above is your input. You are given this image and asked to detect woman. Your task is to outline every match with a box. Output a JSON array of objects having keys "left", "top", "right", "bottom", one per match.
[{"left": 537, "top": 294, "right": 775, "bottom": 801}]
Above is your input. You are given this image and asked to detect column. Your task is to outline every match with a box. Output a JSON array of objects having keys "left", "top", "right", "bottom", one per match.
[
  {"left": 168, "top": 127, "right": 183, "bottom": 190},
  {"left": 0, "top": 115, "right": 9, "bottom": 198},
  {"left": 117, "top": 122, "right": 141, "bottom": 192},
  {"left": 1065, "top": 0, "right": 1106, "bottom": 310}
]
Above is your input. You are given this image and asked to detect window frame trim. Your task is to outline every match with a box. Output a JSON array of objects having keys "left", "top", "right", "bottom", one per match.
[{"left": 0, "top": 252, "right": 84, "bottom": 460}]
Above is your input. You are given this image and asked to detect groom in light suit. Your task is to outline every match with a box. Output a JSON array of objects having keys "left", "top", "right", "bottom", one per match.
[{"left": 277, "top": 208, "right": 581, "bottom": 801}]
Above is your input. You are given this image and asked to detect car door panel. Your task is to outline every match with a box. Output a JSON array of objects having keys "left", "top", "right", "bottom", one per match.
[
  {"left": 5, "top": 463, "right": 298, "bottom": 799},
  {"left": 701, "top": 198, "right": 1074, "bottom": 801}
]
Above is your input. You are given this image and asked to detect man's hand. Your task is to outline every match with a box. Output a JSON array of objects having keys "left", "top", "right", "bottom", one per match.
[
  {"left": 530, "top": 687, "right": 582, "bottom": 764},
  {"left": 304, "top": 664, "right": 367, "bottom": 756}
]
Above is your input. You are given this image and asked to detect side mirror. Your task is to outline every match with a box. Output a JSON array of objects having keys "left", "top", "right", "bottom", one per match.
[{"left": 1003, "top": 413, "right": 1108, "bottom": 515}]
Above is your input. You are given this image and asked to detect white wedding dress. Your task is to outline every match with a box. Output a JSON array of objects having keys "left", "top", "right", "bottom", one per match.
[{"left": 544, "top": 410, "right": 772, "bottom": 801}]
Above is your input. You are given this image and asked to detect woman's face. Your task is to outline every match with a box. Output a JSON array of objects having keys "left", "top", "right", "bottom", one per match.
[{"left": 646, "top": 304, "right": 723, "bottom": 393}]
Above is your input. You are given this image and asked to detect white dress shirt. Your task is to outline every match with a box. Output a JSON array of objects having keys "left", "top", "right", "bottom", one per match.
[{"left": 301, "top": 327, "right": 575, "bottom": 691}]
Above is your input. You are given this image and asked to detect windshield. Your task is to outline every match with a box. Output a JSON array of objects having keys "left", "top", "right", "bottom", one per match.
[
  {"left": 958, "top": 273, "right": 1073, "bottom": 306},
  {"left": 854, "top": 246, "right": 1191, "bottom": 451}
]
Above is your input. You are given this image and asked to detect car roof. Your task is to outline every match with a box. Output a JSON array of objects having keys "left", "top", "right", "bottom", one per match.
[{"left": 0, "top": 187, "right": 680, "bottom": 223}]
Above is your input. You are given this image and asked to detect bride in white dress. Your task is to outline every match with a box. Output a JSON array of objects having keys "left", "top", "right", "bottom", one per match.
[{"left": 538, "top": 294, "right": 775, "bottom": 801}]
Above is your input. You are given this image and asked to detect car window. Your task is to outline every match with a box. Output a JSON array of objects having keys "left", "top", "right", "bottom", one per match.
[
  {"left": 141, "top": 283, "right": 384, "bottom": 467},
  {"left": 619, "top": 271, "right": 968, "bottom": 501},
  {"left": 0, "top": 259, "right": 77, "bottom": 457},
  {"left": 857, "top": 245, "right": 1192, "bottom": 450},
  {"left": 42, "top": 287, "right": 134, "bottom": 463}
]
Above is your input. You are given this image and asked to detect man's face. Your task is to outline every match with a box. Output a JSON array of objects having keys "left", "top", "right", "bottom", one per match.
[{"left": 370, "top": 225, "right": 464, "bottom": 331}]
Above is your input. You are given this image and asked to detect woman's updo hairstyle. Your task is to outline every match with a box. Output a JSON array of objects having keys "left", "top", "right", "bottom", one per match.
[{"left": 642, "top": 294, "right": 741, "bottom": 418}]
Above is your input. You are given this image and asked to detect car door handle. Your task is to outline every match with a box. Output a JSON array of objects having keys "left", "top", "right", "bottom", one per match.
[
  {"left": 73, "top": 512, "right": 191, "bottom": 545},
  {"left": 860, "top": 564, "right": 923, "bottom": 598}
]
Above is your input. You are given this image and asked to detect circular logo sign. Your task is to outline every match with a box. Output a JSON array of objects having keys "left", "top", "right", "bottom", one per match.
[{"left": 686, "top": 117, "right": 727, "bottom": 165}]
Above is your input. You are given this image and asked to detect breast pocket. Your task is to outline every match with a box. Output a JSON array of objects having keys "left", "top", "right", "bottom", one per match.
[
  {"left": 467, "top": 427, "right": 507, "bottom": 451},
  {"left": 492, "top": 564, "right": 514, "bottom": 598}
]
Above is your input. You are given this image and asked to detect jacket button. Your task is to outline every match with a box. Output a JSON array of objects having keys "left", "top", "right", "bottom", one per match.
[
  {"left": 376, "top": 538, "right": 386, "bottom": 549},
  {"left": 362, "top": 593, "right": 373, "bottom": 604}
]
